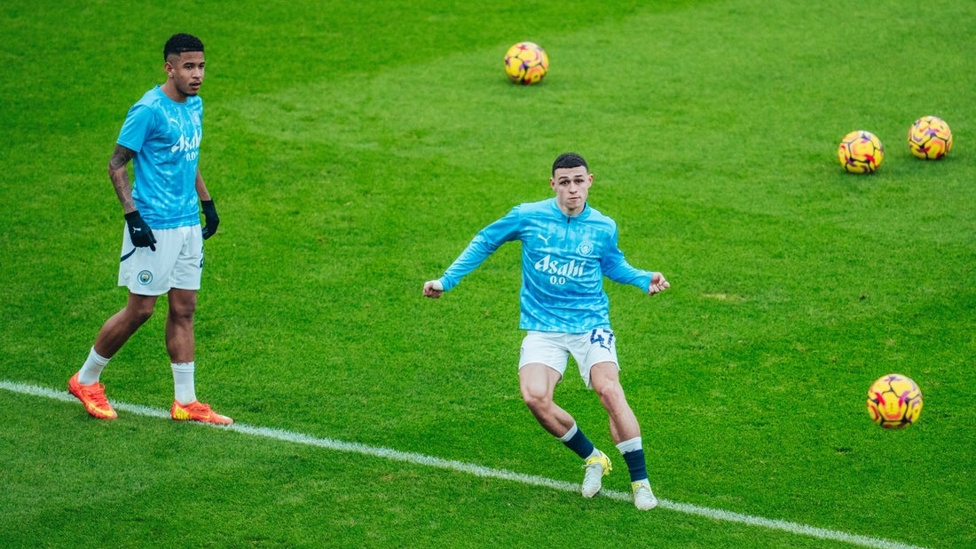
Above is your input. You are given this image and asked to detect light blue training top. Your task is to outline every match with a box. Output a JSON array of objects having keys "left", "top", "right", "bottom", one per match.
[
  {"left": 439, "top": 198, "right": 654, "bottom": 333},
  {"left": 117, "top": 85, "right": 203, "bottom": 229}
]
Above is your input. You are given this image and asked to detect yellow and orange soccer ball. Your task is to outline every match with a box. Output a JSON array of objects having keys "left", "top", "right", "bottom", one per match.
[
  {"left": 838, "top": 130, "right": 884, "bottom": 174},
  {"left": 838, "top": 116, "right": 953, "bottom": 173},
  {"left": 504, "top": 41, "right": 549, "bottom": 85},
  {"left": 866, "top": 373, "right": 923, "bottom": 429},
  {"left": 908, "top": 115, "right": 953, "bottom": 160}
]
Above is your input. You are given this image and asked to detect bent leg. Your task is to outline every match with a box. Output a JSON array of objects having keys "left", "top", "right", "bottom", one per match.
[
  {"left": 590, "top": 361, "right": 655, "bottom": 507},
  {"left": 519, "top": 363, "right": 576, "bottom": 437},
  {"left": 589, "top": 361, "right": 641, "bottom": 444},
  {"left": 522, "top": 362, "right": 611, "bottom": 497}
]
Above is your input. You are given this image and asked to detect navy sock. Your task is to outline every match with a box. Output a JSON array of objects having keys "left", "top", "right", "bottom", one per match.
[
  {"left": 561, "top": 427, "right": 596, "bottom": 460},
  {"left": 622, "top": 449, "right": 648, "bottom": 482}
]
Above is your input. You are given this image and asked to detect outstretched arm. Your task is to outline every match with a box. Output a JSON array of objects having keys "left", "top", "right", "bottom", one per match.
[
  {"left": 601, "top": 224, "right": 669, "bottom": 296},
  {"left": 422, "top": 206, "right": 521, "bottom": 299}
]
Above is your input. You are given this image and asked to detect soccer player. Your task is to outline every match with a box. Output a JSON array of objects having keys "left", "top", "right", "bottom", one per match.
[
  {"left": 68, "top": 33, "right": 231, "bottom": 425},
  {"left": 423, "top": 152, "right": 669, "bottom": 510}
]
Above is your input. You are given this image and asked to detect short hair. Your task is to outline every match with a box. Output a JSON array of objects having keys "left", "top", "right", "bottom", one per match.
[
  {"left": 163, "top": 33, "right": 204, "bottom": 60},
  {"left": 552, "top": 152, "right": 588, "bottom": 175}
]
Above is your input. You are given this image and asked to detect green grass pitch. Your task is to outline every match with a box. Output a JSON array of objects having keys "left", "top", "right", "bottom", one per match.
[{"left": 1, "top": 1, "right": 974, "bottom": 547}]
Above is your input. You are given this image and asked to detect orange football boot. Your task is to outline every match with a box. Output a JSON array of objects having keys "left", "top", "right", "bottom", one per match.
[
  {"left": 171, "top": 400, "right": 233, "bottom": 425},
  {"left": 68, "top": 373, "right": 118, "bottom": 420}
]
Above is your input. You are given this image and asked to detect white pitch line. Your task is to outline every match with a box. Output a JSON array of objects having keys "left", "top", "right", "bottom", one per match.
[{"left": 1, "top": 380, "right": 927, "bottom": 549}]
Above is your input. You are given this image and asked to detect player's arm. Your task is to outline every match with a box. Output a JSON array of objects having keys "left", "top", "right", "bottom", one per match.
[
  {"left": 195, "top": 168, "right": 211, "bottom": 201},
  {"left": 108, "top": 144, "right": 137, "bottom": 213},
  {"left": 605, "top": 258, "right": 669, "bottom": 295},
  {"left": 422, "top": 236, "right": 498, "bottom": 300},
  {"left": 196, "top": 168, "right": 219, "bottom": 239},
  {"left": 422, "top": 206, "right": 521, "bottom": 298},
  {"left": 109, "top": 144, "right": 156, "bottom": 251},
  {"left": 601, "top": 227, "right": 669, "bottom": 295}
]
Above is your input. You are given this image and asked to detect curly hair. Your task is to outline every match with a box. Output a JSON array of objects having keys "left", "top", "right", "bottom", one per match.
[{"left": 163, "top": 33, "right": 204, "bottom": 60}]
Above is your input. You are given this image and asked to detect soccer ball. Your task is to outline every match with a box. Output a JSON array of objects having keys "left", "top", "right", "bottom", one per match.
[
  {"left": 866, "top": 373, "right": 923, "bottom": 429},
  {"left": 504, "top": 42, "right": 549, "bottom": 85},
  {"left": 838, "top": 130, "right": 884, "bottom": 174},
  {"left": 908, "top": 116, "right": 952, "bottom": 160}
]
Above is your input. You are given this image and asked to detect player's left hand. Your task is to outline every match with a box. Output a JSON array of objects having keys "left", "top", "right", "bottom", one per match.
[
  {"left": 648, "top": 272, "right": 670, "bottom": 295},
  {"left": 201, "top": 199, "right": 219, "bottom": 239}
]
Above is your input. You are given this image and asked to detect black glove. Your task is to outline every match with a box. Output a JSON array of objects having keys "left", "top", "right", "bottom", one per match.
[
  {"left": 201, "top": 199, "right": 219, "bottom": 240},
  {"left": 124, "top": 211, "right": 156, "bottom": 251}
]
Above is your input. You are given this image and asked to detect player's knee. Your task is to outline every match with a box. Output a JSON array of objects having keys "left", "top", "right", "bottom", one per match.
[
  {"left": 520, "top": 386, "right": 552, "bottom": 412},
  {"left": 168, "top": 303, "right": 196, "bottom": 321},
  {"left": 121, "top": 293, "right": 157, "bottom": 326},
  {"left": 125, "top": 303, "right": 155, "bottom": 326},
  {"left": 595, "top": 381, "right": 626, "bottom": 408},
  {"left": 168, "top": 294, "right": 197, "bottom": 320}
]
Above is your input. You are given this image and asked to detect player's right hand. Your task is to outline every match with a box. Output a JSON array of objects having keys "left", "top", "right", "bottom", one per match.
[
  {"left": 124, "top": 210, "right": 157, "bottom": 251},
  {"left": 423, "top": 280, "right": 444, "bottom": 299}
]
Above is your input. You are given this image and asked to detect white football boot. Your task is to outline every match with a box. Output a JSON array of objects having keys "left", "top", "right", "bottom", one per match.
[
  {"left": 631, "top": 480, "right": 658, "bottom": 510},
  {"left": 581, "top": 450, "right": 612, "bottom": 498}
]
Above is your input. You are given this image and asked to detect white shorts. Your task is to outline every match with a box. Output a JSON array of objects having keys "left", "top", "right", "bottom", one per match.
[
  {"left": 118, "top": 224, "right": 204, "bottom": 296},
  {"left": 519, "top": 329, "right": 620, "bottom": 389}
]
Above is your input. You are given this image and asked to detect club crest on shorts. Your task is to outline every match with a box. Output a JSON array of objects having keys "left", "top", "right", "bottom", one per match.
[{"left": 137, "top": 270, "right": 154, "bottom": 285}]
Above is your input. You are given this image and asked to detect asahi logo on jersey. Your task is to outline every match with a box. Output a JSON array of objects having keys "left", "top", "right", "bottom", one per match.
[
  {"left": 171, "top": 131, "right": 201, "bottom": 153},
  {"left": 534, "top": 254, "right": 587, "bottom": 278},
  {"left": 171, "top": 130, "right": 201, "bottom": 161}
]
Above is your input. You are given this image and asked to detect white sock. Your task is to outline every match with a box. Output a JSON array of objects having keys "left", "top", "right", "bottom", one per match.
[
  {"left": 558, "top": 423, "right": 578, "bottom": 442},
  {"left": 616, "top": 436, "right": 643, "bottom": 454},
  {"left": 78, "top": 347, "right": 110, "bottom": 385},
  {"left": 172, "top": 362, "right": 197, "bottom": 405}
]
